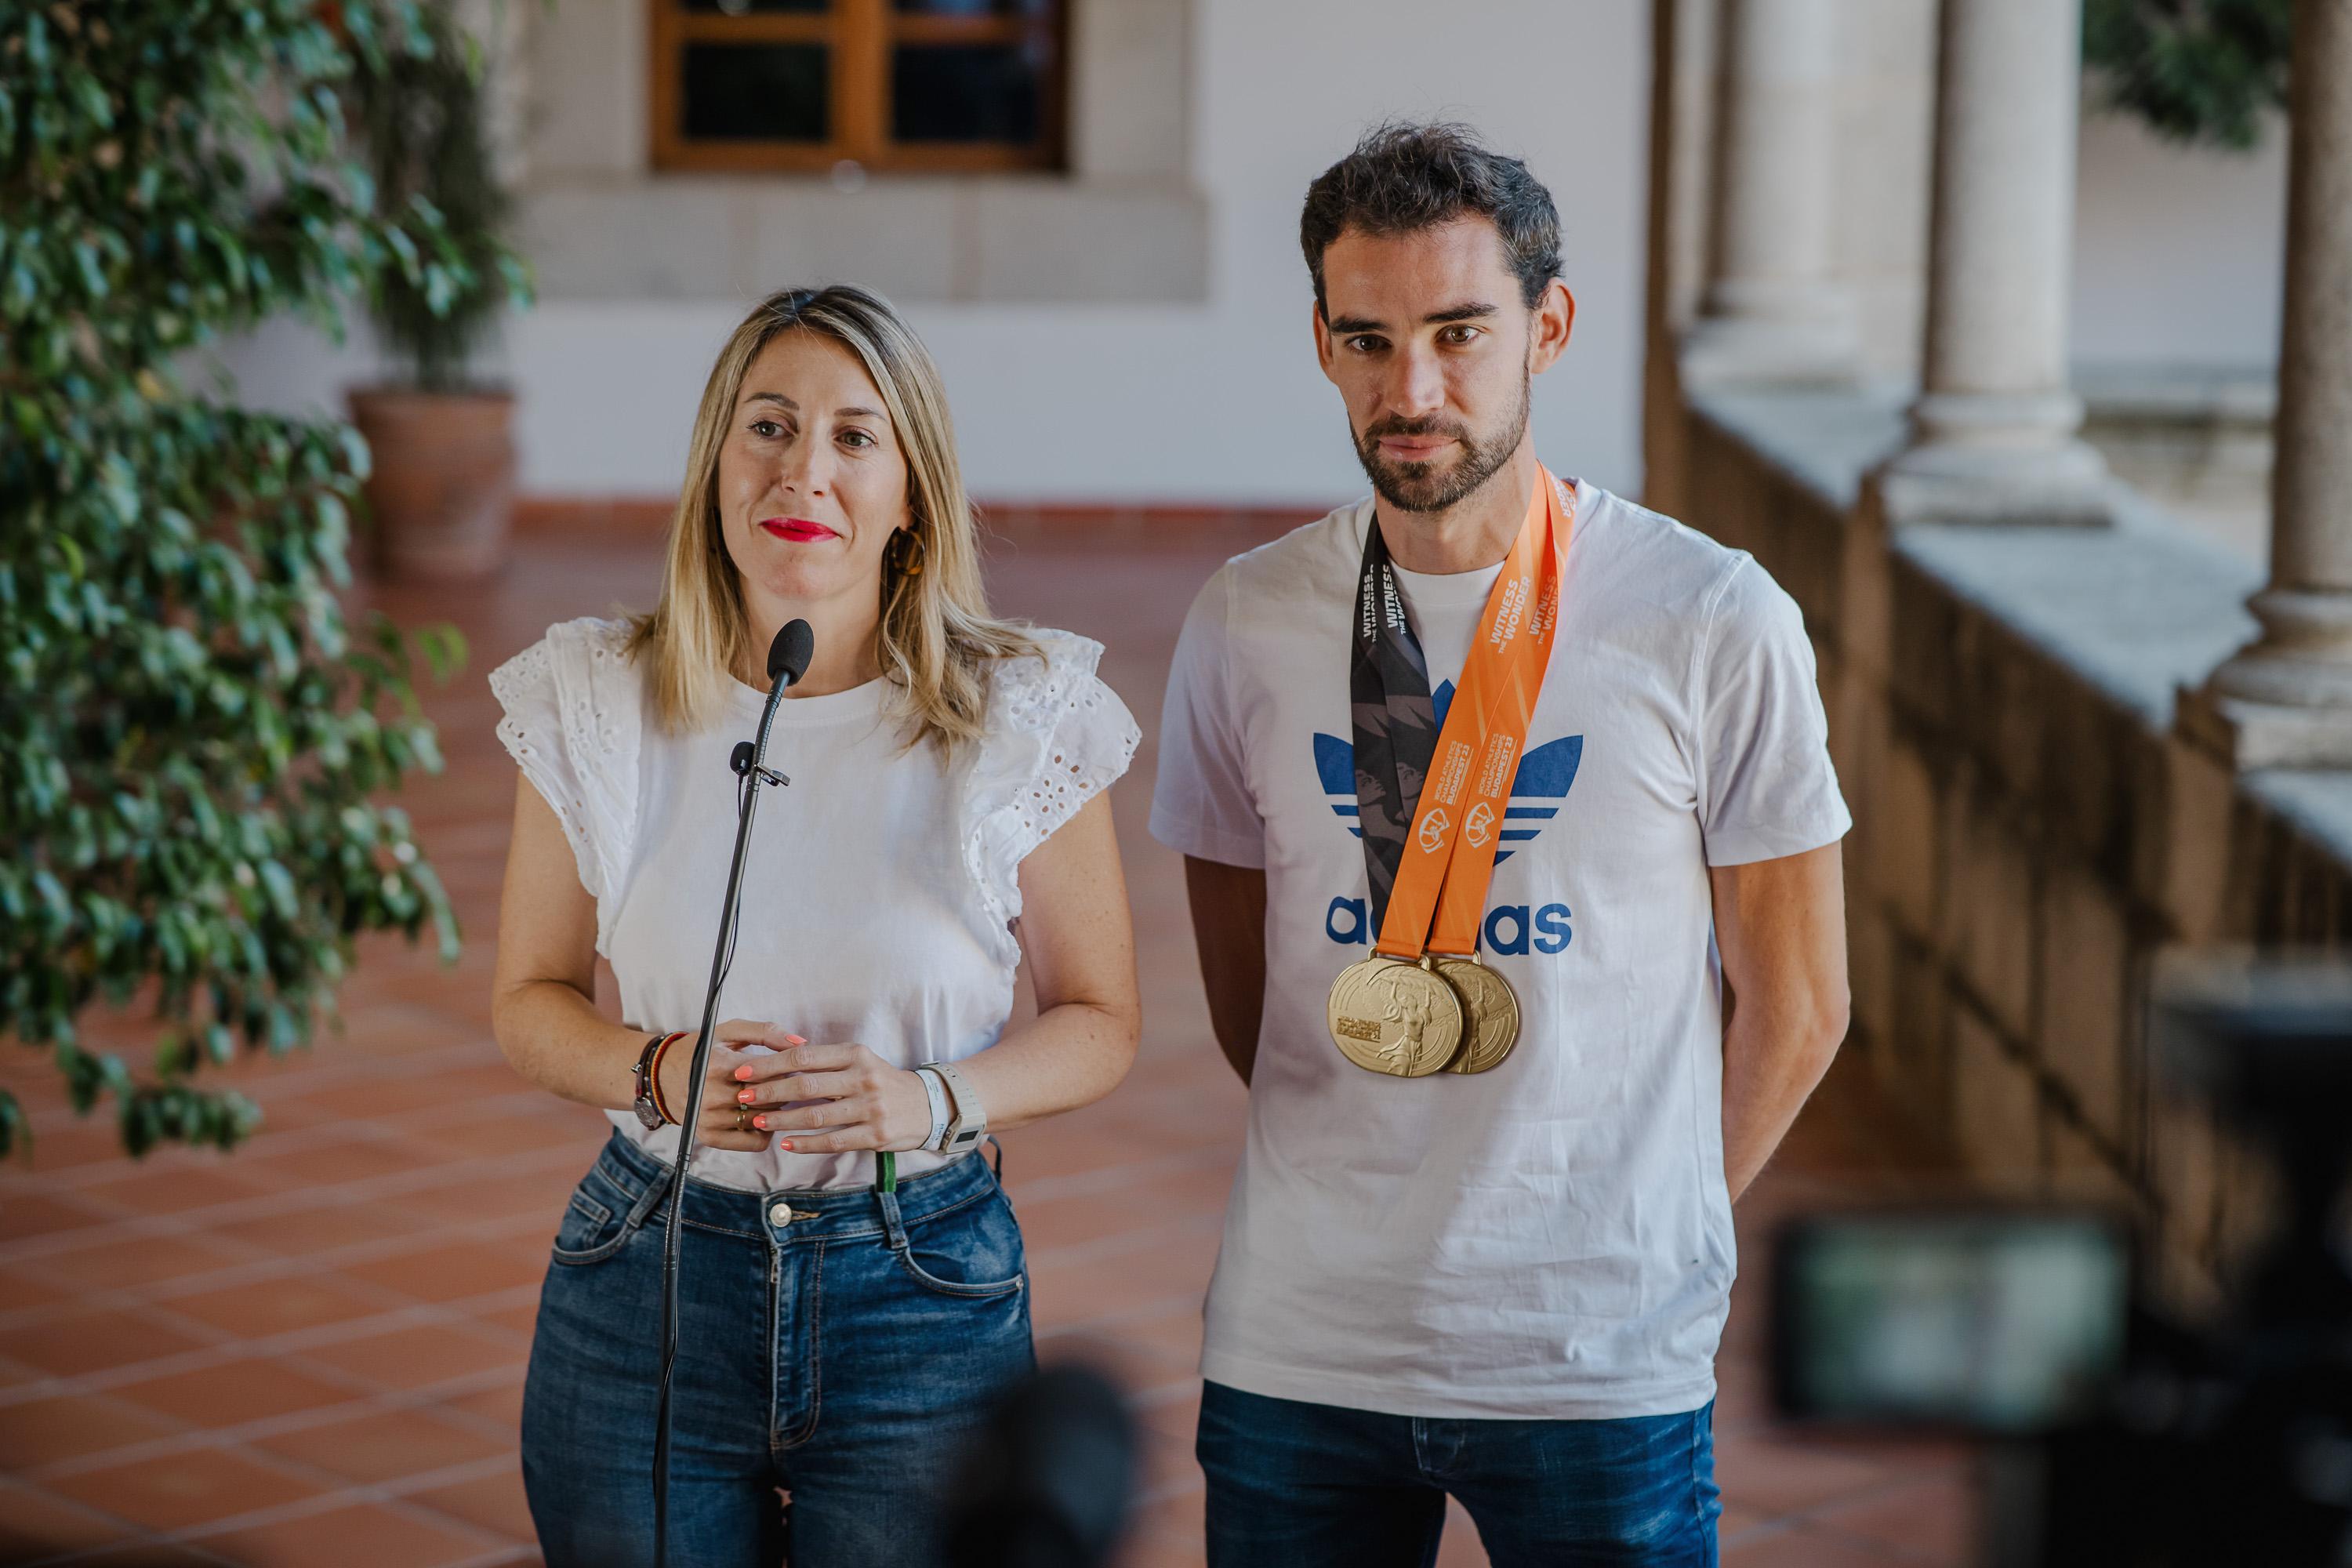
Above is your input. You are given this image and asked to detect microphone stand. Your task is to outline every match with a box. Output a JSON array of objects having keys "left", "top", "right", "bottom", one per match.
[{"left": 652, "top": 626, "right": 807, "bottom": 1567}]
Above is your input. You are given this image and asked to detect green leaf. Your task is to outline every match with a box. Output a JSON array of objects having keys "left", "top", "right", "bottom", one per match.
[
  {"left": 257, "top": 860, "right": 298, "bottom": 921},
  {"left": 417, "top": 623, "right": 468, "bottom": 682},
  {"left": 73, "top": 241, "right": 107, "bottom": 299},
  {"left": 97, "top": 452, "right": 139, "bottom": 526}
]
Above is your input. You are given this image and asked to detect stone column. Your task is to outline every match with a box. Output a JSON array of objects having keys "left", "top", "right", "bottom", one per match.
[
  {"left": 2182, "top": 0, "right": 2352, "bottom": 766},
  {"left": 1875, "top": 0, "right": 2110, "bottom": 524},
  {"left": 1680, "top": 0, "right": 1858, "bottom": 385}
]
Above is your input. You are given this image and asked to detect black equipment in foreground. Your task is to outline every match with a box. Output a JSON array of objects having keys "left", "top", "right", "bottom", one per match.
[
  {"left": 942, "top": 1364, "right": 1138, "bottom": 1568},
  {"left": 1769, "top": 954, "right": 2352, "bottom": 1567},
  {"left": 652, "top": 619, "right": 815, "bottom": 1568}
]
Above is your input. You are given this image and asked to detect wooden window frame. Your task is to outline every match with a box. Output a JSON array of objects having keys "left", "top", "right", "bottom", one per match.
[{"left": 648, "top": 2, "right": 1069, "bottom": 175}]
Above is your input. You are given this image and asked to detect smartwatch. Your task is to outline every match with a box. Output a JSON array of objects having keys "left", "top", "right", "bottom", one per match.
[{"left": 924, "top": 1059, "right": 986, "bottom": 1155}]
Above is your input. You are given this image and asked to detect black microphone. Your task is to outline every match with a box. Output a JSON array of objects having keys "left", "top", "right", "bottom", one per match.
[
  {"left": 768, "top": 618, "right": 815, "bottom": 688},
  {"left": 733, "top": 619, "right": 816, "bottom": 781}
]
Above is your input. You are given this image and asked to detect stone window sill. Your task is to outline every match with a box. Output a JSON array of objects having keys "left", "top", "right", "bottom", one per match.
[{"left": 520, "top": 173, "right": 1210, "bottom": 306}]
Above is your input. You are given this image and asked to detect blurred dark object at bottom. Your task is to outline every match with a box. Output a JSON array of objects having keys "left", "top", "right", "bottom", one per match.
[
  {"left": 944, "top": 1362, "right": 1138, "bottom": 1568},
  {"left": 1772, "top": 953, "right": 2352, "bottom": 1567}
]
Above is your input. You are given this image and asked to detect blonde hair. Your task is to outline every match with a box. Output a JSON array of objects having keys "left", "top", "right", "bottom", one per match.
[{"left": 626, "top": 285, "right": 1037, "bottom": 748}]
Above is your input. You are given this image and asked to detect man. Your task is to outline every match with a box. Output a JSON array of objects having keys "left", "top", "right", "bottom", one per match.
[{"left": 1149, "top": 122, "right": 1852, "bottom": 1566}]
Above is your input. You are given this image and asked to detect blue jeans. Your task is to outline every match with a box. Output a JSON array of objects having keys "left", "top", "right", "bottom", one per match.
[
  {"left": 1197, "top": 1381, "right": 1720, "bottom": 1568},
  {"left": 521, "top": 1133, "right": 1034, "bottom": 1566}
]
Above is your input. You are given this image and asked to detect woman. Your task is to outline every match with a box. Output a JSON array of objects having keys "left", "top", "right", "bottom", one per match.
[{"left": 489, "top": 285, "right": 1142, "bottom": 1565}]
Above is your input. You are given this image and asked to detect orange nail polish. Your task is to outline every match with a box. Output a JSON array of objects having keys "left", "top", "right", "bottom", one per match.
[
  {"left": 738, "top": 1089, "right": 753, "bottom": 1103},
  {"left": 786, "top": 1035, "right": 806, "bottom": 1046},
  {"left": 780, "top": 1140, "right": 795, "bottom": 1151},
  {"left": 753, "top": 1116, "right": 768, "bottom": 1131},
  {"left": 735, "top": 1066, "right": 751, "bottom": 1080}
]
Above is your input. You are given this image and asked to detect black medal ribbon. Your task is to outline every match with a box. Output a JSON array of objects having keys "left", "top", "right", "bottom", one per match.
[{"left": 1350, "top": 517, "right": 1441, "bottom": 939}]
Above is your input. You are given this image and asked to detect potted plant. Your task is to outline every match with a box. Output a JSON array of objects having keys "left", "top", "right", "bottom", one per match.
[
  {"left": 1, "top": 0, "right": 463, "bottom": 1157},
  {"left": 346, "top": 0, "right": 532, "bottom": 581}
]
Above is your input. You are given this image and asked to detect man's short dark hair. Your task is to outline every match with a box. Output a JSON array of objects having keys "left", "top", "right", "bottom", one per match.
[{"left": 1300, "top": 121, "right": 1563, "bottom": 315}]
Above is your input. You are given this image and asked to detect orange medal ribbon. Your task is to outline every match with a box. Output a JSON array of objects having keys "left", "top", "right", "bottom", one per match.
[{"left": 1372, "top": 467, "right": 1572, "bottom": 962}]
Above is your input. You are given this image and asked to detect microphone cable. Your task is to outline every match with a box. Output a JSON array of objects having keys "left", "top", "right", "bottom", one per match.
[
  {"left": 651, "top": 620, "right": 811, "bottom": 1567},
  {"left": 649, "top": 765, "right": 753, "bottom": 1566}
]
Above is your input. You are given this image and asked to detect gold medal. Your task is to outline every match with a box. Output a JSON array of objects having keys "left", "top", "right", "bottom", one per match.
[
  {"left": 1327, "top": 955, "right": 1466, "bottom": 1077},
  {"left": 1434, "top": 956, "right": 1520, "bottom": 1074}
]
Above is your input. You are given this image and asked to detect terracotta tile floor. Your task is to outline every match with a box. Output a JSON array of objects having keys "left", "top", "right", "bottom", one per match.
[{"left": 0, "top": 510, "right": 1974, "bottom": 1566}]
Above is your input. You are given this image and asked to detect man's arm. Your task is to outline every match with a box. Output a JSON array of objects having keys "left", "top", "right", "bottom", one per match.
[
  {"left": 1712, "top": 841, "right": 1849, "bottom": 1200},
  {"left": 1183, "top": 856, "right": 1268, "bottom": 1086}
]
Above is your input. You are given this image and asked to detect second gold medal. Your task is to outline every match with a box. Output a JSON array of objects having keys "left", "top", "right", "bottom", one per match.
[{"left": 1433, "top": 956, "right": 1520, "bottom": 1074}]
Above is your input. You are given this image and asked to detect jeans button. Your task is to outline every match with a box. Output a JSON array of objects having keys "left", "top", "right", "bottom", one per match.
[{"left": 768, "top": 1202, "right": 793, "bottom": 1228}]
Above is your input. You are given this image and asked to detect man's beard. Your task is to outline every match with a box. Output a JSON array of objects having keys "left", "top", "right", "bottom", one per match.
[{"left": 1350, "top": 376, "right": 1531, "bottom": 515}]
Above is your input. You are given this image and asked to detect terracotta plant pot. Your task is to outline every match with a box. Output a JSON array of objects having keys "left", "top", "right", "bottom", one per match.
[{"left": 347, "top": 386, "right": 517, "bottom": 583}]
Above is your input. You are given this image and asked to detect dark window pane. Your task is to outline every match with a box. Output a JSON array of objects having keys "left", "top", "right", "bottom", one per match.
[
  {"left": 891, "top": 43, "right": 1042, "bottom": 143},
  {"left": 681, "top": 44, "right": 829, "bottom": 141},
  {"left": 895, "top": 0, "right": 1052, "bottom": 14},
  {"left": 684, "top": 0, "right": 826, "bottom": 13}
]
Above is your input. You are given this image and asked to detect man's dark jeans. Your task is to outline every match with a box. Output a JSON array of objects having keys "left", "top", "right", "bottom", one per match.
[{"left": 1198, "top": 1380, "right": 1720, "bottom": 1567}]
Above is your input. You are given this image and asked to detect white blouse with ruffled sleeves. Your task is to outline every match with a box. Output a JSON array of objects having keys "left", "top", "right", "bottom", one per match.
[{"left": 489, "top": 618, "right": 1140, "bottom": 1192}]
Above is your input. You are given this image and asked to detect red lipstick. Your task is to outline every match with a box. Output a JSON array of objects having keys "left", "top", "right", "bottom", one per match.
[{"left": 760, "top": 517, "right": 838, "bottom": 543}]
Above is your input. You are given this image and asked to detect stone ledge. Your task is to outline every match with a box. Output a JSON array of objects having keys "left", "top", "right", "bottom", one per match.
[
  {"left": 1673, "top": 381, "right": 2352, "bottom": 1290},
  {"left": 1687, "top": 382, "right": 1910, "bottom": 512},
  {"left": 2078, "top": 361, "right": 2278, "bottom": 426},
  {"left": 1893, "top": 495, "right": 2259, "bottom": 728},
  {"left": 521, "top": 175, "right": 1210, "bottom": 307},
  {"left": 2242, "top": 770, "right": 2352, "bottom": 873}
]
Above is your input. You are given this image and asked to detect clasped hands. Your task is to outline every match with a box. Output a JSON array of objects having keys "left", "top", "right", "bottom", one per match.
[{"left": 659, "top": 1019, "right": 935, "bottom": 1155}]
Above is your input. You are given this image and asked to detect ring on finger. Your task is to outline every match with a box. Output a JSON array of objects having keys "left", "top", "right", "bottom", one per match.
[{"left": 732, "top": 1105, "right": 750, "bottom": 1132}]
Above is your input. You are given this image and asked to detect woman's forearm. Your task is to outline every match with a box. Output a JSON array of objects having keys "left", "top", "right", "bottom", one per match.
[
  {"left": 943, "top": 996, "right": 1138, "bottom": 1135},
  {"left": 492, "top": 978, "right": 653, "bottom": 1114}
]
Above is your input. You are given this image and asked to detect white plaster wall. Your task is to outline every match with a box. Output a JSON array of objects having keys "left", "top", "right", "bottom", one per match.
[
  {"left": 2071, "top": 107, "right": 2288, "bottom": 371},
  {"left": 218, "top": 0, "right": 1653, "bottom": 506}
]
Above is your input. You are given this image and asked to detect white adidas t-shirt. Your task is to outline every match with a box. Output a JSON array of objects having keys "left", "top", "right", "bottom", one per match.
[
  {"left": 1150, "top": 478, "right": 1850, "bottom": 1420},
  {"left": 492, "top": 620, "right": 1139, "bottom": 1192}
]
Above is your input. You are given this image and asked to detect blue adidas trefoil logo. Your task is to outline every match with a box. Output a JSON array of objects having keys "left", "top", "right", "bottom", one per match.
[
  {"left": 1315, "top": 681, "right": 1583, "bottom": 955},
  {"left": 1314, "top": 679, "right": 1582, "bottom": 866}
]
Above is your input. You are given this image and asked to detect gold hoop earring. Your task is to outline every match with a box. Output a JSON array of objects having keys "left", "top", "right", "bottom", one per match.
[{"left": 889, "top": 529, "right": 927, "bottom": 577}]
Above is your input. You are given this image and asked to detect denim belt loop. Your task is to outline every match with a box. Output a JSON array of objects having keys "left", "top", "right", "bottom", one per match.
[
  {"left": 876, "top": 1186, "right": 911, "bottom": 1254},
  {"left": 624, "top": 1160, "right": 675, "bottom": 1232}
]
